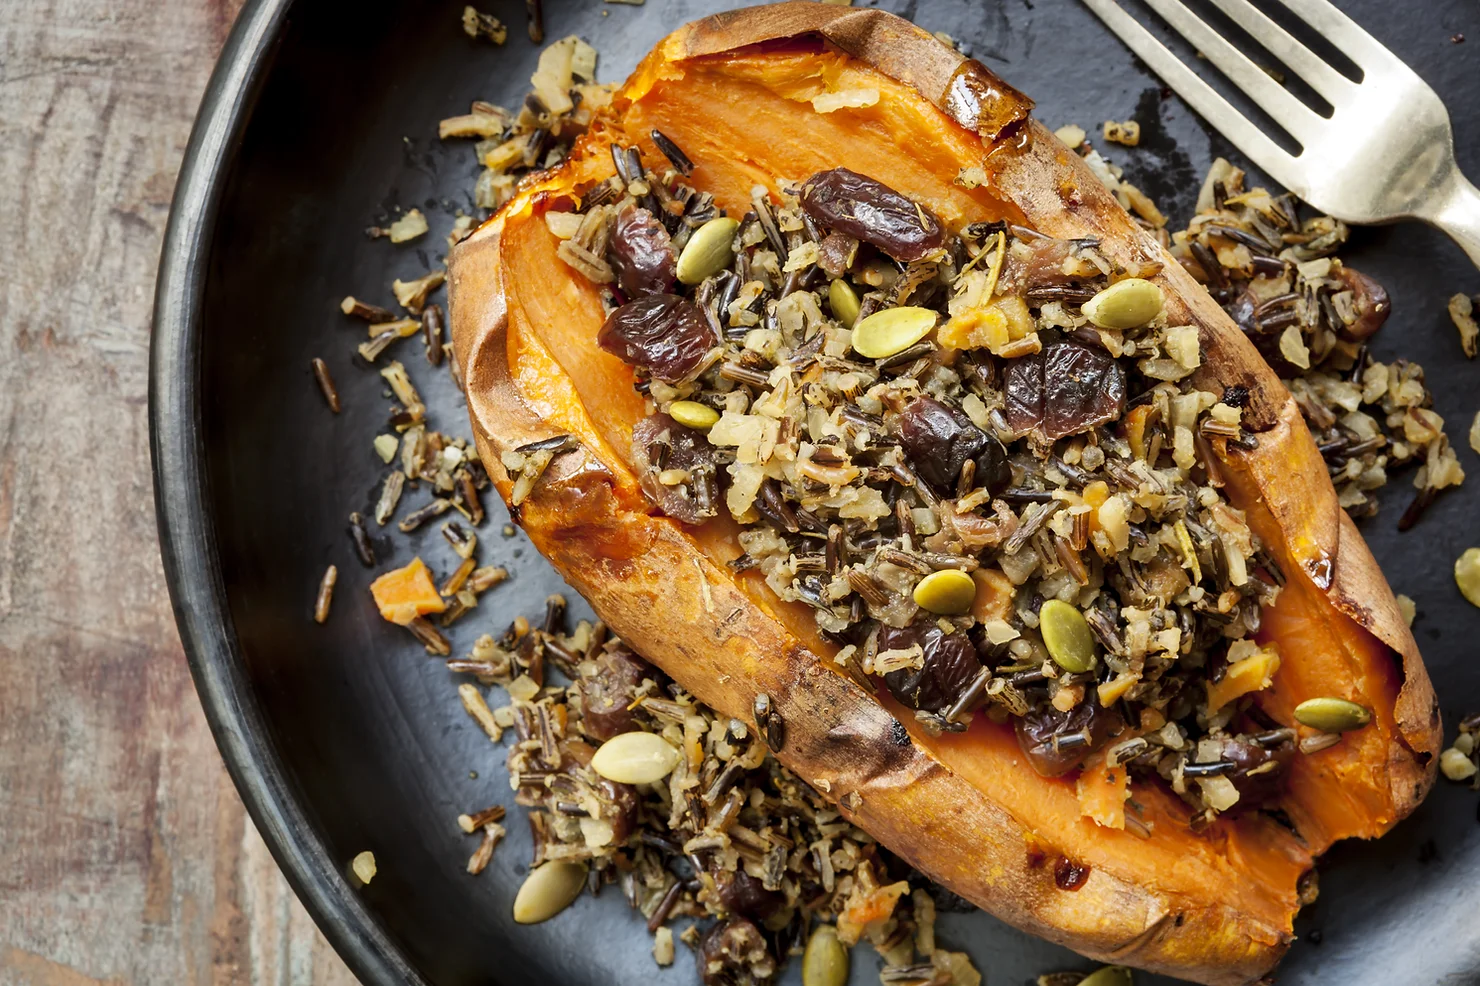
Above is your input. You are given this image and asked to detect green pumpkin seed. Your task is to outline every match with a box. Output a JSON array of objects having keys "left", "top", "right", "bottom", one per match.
[
  {"left": 1078, "top": 967, "right": 1133, "bottom": 986},
  {"left": 801, "top": 926, "right": 849, "bottom": 986},
  {"left": 828, "top": 278, "right": 861, "bottom": 328},
  {"left": 851, "top": 306, "right": 937, "bottom": 360},
  {"left": 676, "top": 217, "right": 739, "bottom": 285},
  {"left": 590, "top": 730, "right": 681, "bottom": 784},
  {"left": 1039, "top": 599, "right": 1097, "bottom": 674},
  {"left": 912, "top": 569, "right": 977, "bottom": 615},
  {"left": 513, "top": 860, "right": 587, "bottom": 924},
  {"left": 668, "top": 400, "right": 719, "bottom": 431},
  {"left": 1455, "top": 547, "right": 1480, "bottom": 607},
  {"left": 1082, "top": 277, "right": 1163, "bottom": 329},
  {"left": 1293, "top": 696, "right": 1371, "bottom": 733}
]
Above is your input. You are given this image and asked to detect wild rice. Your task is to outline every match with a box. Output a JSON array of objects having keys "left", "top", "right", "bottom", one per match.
[{"left": 314, "top": 565, "right": 337, "bottom": 624}]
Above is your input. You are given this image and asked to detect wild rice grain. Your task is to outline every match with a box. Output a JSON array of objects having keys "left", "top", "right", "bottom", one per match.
[
  {"left": 374, "top": 471, "right": 406, "bottom": 526},
  {"left": 314, "top": 564, "right": 338, "bottom": 624},
  {"left": 406, "top": 615, "right": 451, "bottom": 656},
  {"left": 459, "top": 682, "right": 504, "bottom": 742},
  {"left": 422, "top": 303, "right": 446, "bottom": 366},
  {"left": 348, "top": 512, "right": 376, "bottom": 566},
  {"left": 311, "top": 358, "right": 341, "bottom": 412},
  {"left": 525, "top": 0, "right": 543, "bottom": 42},
  {"left": 457, "top": 805, "right": 507, "bottom": 833},
  {"left": 340, "top": 296, "right": 395, "bottom": 322},
  {"left": 468, "top": 565, "right": 509, "bottom": 594},
  {"left": 398, "top": 497, "right": 452, "bottom": 533},
  {"left": 650, "top": 130, "right": 693, "bottom": 176},
  {"left": 458, "top": 470, "right": 485, "bottom": 525},
  {"left": 466, "top": 822, "right": 506, "bottom": 874}
]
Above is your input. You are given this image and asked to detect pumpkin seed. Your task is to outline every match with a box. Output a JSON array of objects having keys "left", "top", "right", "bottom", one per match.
[
  {"left": 350, "top": 850, "right": 377, "bottom": 885},
  {"left": 851, "top": 305, "right": 937, "bottom": 359},
  {"left": 1455, "top": 547, "right": 1480, "bottom": 607},
  {"left": 1078, "top": 967, "right": 1133, "bottom": 986},
  {"left": 512, "top": 860, "right": 587, "bottom": 924},
  {"left": 828, "top": 278, "right": 861, "bottom": 328},
  {"left": 1440, "top": 746, "right": 1479, "bottom": 782},
  {"left": 1039, "top": 599, "right": 1097, "bottom": 673},
  {"left": 676, "top": 217, "right": 739, "bottom": 285},
  {"left": 1082, "top": 277, "right": 1163, "bottom": 329},
  {"left": 1293, "top": 696, "right": 1370, "bottom": 733},
  {"left": 590, "top": 730, "right": 681, "bottom": 784},
  {"left": 668, "top": 400, "right": 719, "bottom": 431},
  {"left": 912, "top": 569, "right": 977, "bottom": 615},
  {"left": 801, "top": 925, "right": 849, "bottom": 986}
]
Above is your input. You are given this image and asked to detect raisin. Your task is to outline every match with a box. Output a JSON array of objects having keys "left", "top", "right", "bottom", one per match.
[
  {"left": 712, "top": 867, "right": 783, "bottom": 921},
  {"left": 1014, "top": 701, "right": 1122, "bottom": 777},
  {"left": 609, "top": 203, "right": 677, "bottom": 298},
  {"left": 1332, "top": 265, "right": 1390, "bottom": 341},
  {"left": 1004, "top": 340, "right": 1125, "bottom": 441},
  {"left": 597, "top": 778, "right": 640, "bottom": 844},
  {"left": 878, "top": 623, "right": 983, "bottom": 713},
  {"left": 579, "top": 645, "right": 653, "bottom": 740},
  {"left": 597, "top": 294, "right": 715, "bottom": 381},
  {"left": 799, "top": 168, "right": 946, "bottom": 263},
  {"left": 697, "top": 917, "right": 772, "bottom": 986},
  {"left": 630, "top": 413, "right": 721, "bottom": 524},
  {"left": 896, "top": 396, "right": 1010, "bottom": 497},
  {"left": 1216, "top": 733, "right": 1293, "bottom": 806}
]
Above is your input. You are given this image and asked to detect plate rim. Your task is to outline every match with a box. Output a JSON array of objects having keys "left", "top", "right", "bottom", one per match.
[{"left": 148, "top": 1, "right": 430, "bottom": 983}]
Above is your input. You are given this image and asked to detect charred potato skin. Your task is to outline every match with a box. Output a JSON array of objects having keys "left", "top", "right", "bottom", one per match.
[{"left": 449, "top": 5, "right": 1438, "bottom": 983}]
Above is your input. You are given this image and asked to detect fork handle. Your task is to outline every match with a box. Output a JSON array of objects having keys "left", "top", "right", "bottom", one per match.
[{"left": 1425, "top": 172, "right": 1480, "bottom": 273}]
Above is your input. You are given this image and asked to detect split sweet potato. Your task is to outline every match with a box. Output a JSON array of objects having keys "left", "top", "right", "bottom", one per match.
[{"left": 447, "top": 5, "right": 1440, "bottom": 983}]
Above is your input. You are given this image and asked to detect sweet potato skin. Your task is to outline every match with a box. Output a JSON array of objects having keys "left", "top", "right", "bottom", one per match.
[
  {"left": 449, "top": 5, "right": 1439, "bottom": 983},
  {"left": 452, "top": 210, "right": 1297, "bottom": 984}
]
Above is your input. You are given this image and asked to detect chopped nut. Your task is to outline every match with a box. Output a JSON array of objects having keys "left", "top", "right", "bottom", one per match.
[
  {"left": 462, "top": 5, "right": 508, "bottom": 44},
  {"left": 1102, "top": 119, "right": 1141, "bottom": 146}
]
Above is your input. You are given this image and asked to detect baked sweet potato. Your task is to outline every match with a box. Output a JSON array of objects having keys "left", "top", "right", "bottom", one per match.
[{"left": 447, "top": 6, "right": 1440, "bottom": 983}]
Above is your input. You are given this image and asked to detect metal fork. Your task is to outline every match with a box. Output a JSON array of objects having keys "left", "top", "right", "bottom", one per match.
[{"left": 1083, "top": 0, "right": 1480, "bottom": 269}]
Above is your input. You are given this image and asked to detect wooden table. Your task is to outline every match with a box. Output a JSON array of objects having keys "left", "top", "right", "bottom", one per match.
[{"left": 0, "top": 2, "right": 356, "bottom": 982}]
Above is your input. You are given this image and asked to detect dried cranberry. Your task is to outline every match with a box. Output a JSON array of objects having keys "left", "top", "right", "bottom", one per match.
[
  {"left": 896, "top": 396, "right": 1010, "bottom": 497},
  {"left": 597, "top": 294, "right": 715, "bottom": 381},
  {"left": 1014, "top": 701, "right": 1122, "bottom": 777},
  {"left": 1215, "top": 733, "right": 1293, "bottom": 807},
  {"left": 878, "top": 623, "right": 983, "bottom": 714},
  {"left": 1004, "top": 340, "right": 1125, "bottom": 441},
  {"left": 1053, "top": 857, "right": 1091, "bottom": 891},
  {"left": 579, "top": 644, "right": 652, "bottom": 740},
  {"left": 712, "top": 867, "right": 783, "bottom": 921},
  {"left": 1333, "top": 265, "right": 1390, "bottom": 341},
  {"left": 798, "top": 168, "right": 946, "bottom": 263},
  {"left": 609, "top": 203, "right": 677, "bottom": 298},
  {"left": 631, "top": 413, "right": 720, "bottom": 524}
]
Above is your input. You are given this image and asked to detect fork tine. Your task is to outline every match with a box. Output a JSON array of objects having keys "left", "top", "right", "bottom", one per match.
[
  {"left": 1272, "top": 0, "right": 1405, "bottom": 75},
  {"left": 1141, "top": 0, "right": 1322, "bottom": 141},
  {"left": 1081, "top": 0, "right": 1302, "bottom": 193},
  {"left": 1205, "top": 0, "right": 1354, "bottom": 104}
]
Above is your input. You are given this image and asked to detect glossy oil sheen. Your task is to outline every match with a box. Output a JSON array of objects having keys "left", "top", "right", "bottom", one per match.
[{"left": 152, "top": 1, "right": 1480, "bottom": 984}]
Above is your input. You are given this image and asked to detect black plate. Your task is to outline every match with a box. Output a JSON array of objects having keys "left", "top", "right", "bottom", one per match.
[{"left": 151, "top": 1, "right": 1480, "bottom": 983}]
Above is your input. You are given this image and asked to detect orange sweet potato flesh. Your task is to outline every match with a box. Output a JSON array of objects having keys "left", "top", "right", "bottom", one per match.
[{"left": 448, "top": 6, "right": 1440, "bottom": 983}]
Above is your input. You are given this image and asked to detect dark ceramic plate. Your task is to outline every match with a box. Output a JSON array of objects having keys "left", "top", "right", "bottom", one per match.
[{"left": 151, "top": 1, "right": 1480, "bottom": 983}]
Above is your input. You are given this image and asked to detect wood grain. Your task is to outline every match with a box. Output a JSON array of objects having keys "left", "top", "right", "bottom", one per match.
[{"left": 0, "top": 1, "right": 358, "bottom": 983}]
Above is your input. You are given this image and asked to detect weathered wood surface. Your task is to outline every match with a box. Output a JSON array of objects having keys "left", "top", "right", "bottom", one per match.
[{"left": 0, "top": 2, "right": 358, "bottom": 983}]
